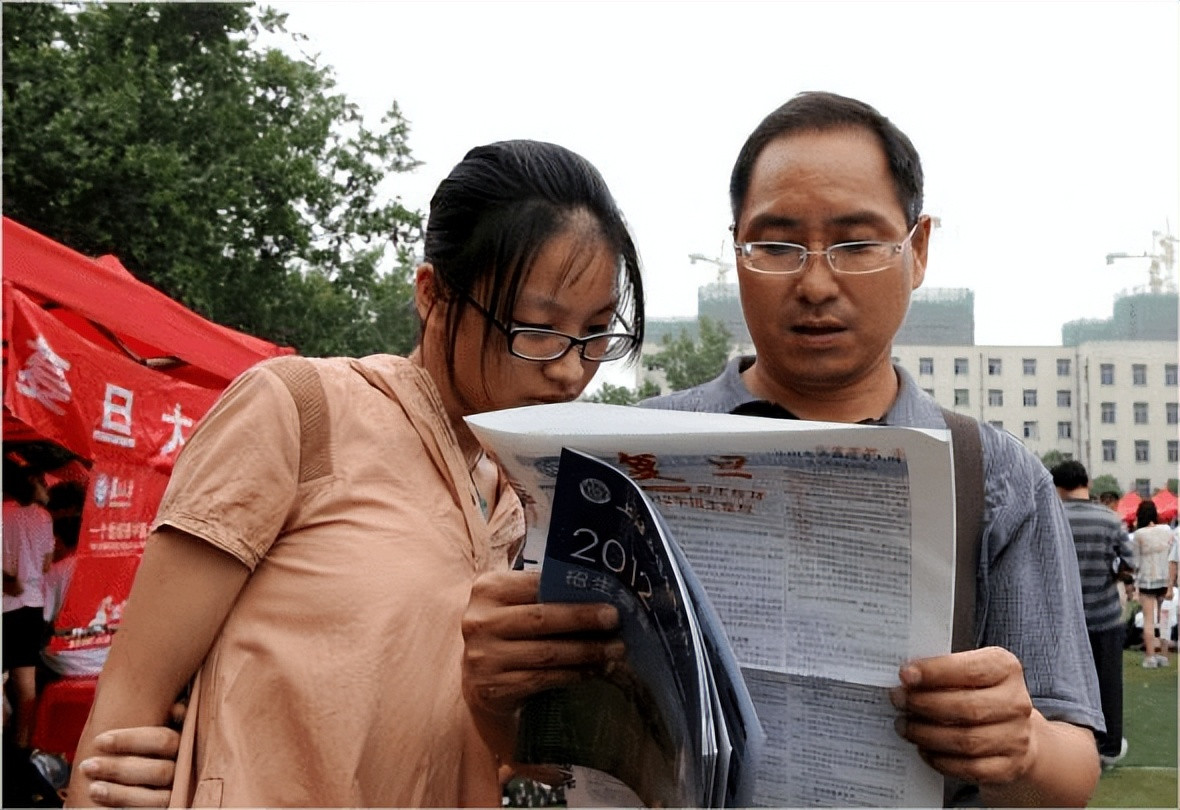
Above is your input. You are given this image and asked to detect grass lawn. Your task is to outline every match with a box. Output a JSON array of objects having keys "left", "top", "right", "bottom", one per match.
[{"left": 1088, "top": 649, "right": 1178, "bottom": 808}]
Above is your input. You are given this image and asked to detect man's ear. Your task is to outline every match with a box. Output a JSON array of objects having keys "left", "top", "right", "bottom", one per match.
[
  {"left": 414, "top": 263, "right": 438, "bottom": 322},
  {"left": 908, "top": 215, "right": 932, "bottom": 291}
]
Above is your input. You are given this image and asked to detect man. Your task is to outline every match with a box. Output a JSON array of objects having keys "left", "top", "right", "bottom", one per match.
[
  {"left": 70, "top": 93, "right": 1105, "bottom": 807},
  {"left": 635, "top": 92, "right": 1102, "bottom": 806},
  {"left": 1097, "top": 491, "right": 1120, "bottom": 511},
  {"left": 1050, "top": 460, "right": 1132, "bottom": 769}
]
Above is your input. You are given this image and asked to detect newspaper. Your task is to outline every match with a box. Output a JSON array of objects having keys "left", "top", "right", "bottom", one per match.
[{"left": 467, "top": 402, "right": 957, "bottom": 807}]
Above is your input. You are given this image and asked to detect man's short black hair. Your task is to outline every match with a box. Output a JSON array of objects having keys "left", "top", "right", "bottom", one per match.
[
  {"left": 1050, "top": 460, "right": 1089, "bottom": 491},
  {"left": 729, "top": 91, "right": 924, "bottom": 230}
]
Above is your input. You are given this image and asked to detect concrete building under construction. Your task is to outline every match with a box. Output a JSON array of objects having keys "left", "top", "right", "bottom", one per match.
[{"left": 895, "top": 287, "right": 975, "bottom": 345}]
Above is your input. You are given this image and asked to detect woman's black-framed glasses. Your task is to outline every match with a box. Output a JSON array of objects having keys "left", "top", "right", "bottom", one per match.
[{"left": 464, "top": 296, "right": 637, "bottom": 363}]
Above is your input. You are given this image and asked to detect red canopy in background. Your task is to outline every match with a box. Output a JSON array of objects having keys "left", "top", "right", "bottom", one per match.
[
  {"left": 3, "top": 216, "right": 293, "bottom": 653},
  {"left": 1117, "top": 492, "right": 1142, "bottom": 527},
  {"left": 1117, "top": 489, "right": 1178, "bottom": 527},
  {"left": 1151, "top": 488, "right": 1177, "bottom": 524},
  {"left": 3, "top": 217, "right": 288, "bottom": 391}
]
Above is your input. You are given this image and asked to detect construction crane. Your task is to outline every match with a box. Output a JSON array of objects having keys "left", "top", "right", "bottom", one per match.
[
  {"left": 1105, "top": 225, "right": 1178, "bottom": 294},
  {"left": 688, "top": 251, "right": 735, "bottom": 284}
]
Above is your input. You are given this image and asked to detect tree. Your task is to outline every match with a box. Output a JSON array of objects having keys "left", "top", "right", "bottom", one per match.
[
  {"left": 643, "top": 315, "right": 733, "bottom": 392},
  {"left": 2, "top": 2, "right": 422, "bottom": 356},
  {"left": 582, "top": 380, "right": 660, "bottom": 406},
  {"left": 1090, "top": 474, "right": 1121, "bottom": 499},
  {"left": 1039, "top": 450, "right": 1068, "bottom": 471}
]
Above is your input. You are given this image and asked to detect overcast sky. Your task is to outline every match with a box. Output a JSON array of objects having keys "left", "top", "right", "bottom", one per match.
[{"left": 271, "top": 0, "right": 1178, "bottom": 353}]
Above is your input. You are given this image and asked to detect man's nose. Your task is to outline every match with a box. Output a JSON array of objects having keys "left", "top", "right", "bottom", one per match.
[{"left": 792, "top": 251, "right": 841, "bottom": 301}]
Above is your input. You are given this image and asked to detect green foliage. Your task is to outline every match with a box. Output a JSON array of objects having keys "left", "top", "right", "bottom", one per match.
[
  {"left": 1168, "top": 479, "right": 1178, "bottom": 495},
  {"left": 582, "top": 379, "right": 661, "bottom": 406},
  {"left": 1039, "top": 450, "right": 1068, "bottom": 471},
  {"left": 643, "top": 315, "right": 732, "bottom": 392},
  {"left": 1091, "top": 474, "right": 1122, "bottom": 498},
  {"left": 2, "top": 2, "right": 423, "bottom": 357}
]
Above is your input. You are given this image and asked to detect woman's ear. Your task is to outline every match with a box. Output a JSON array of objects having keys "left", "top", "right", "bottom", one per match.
[{"left": 414, "top": 263, "right": 438, "bottom": 322}]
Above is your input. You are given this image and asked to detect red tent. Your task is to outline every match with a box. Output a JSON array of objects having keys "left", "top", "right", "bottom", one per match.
[
  {"left": 1116, "top": 492, "right": 1142, "bottom": 527},
  {"left": 1117, "top": 489, "right": 1178, "bottom": 527},
  {"left": 1151, "top": 488, "right": 1177, "bottom": 524},
  {"left": 3, "top": 216, "right": 293, "bottom": 651}
]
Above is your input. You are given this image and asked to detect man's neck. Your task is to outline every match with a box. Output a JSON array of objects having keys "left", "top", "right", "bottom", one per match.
[{"left": 741, "top": 360, "right": 900, "bottom": 423}]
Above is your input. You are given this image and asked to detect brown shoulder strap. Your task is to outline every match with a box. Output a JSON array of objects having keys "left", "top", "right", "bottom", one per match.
[
  {"left": 940, "top": 408, "right": 987, "bottom": 807},
  {"left": 266, "top": 357, "right": 332, "bottom": 483},
  {"left": 941, "top": 408, "right": 984, "bottom": 653}
]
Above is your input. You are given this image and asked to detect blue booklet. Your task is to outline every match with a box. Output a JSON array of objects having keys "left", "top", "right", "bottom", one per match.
[{"left": 514, "top": 448, "right": 763, "bottom": 807}]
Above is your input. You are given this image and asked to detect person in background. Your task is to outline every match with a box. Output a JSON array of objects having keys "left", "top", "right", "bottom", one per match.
[
  {"left": 1132, "top": 501, "right": 1175, "bottom": 668},
  {"left": 1096, "top": 491, "right": 1135, "bottom": 608},
  {"left": 40, "top": 481, "right": 110, "bottom": 681},
  {"left": 3, "top": 457, "right": 55, "bottom": 751},
  {"left": 1051, "top": 460, "right": 1132, "bottom": 769},
  {"left": 67, "top": 139, "right": 644, "bottom": 808},
  {"left": 1167, "top": 537, "right": 1178, "bottom": 645},
  {"left": 629, "top": 91, "right": 1102, "bottom": 806},
  {"left": 41, "top": 482, "right": 86, "bottom": 628}
]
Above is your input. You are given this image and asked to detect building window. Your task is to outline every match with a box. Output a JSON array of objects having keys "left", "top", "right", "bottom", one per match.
[
  {"left": 954, "top": 389, "right": 969, "bottom": 406},
  {"left": 1135, "top": 479, "right": 1152, "bottom": 498},
  {"left": 1167, "top": 364, "right": 1177, "bottom": 386},
  {"left": 1102, "top": 440, "right": 1116, "bottom": 462},
  {"left": 1100, "top": 402, "right": 1116, "bottom": 424},
  {"left": 988, "top": 389, "right": 1003, "bottom": 406},
  {"left": 1023, "top": 421, "right": 1039, "bottom": 439},
  {"left": 1167, "top": 402, "right": 1178, "bottom": 425},
  {"left": 1133, "top": 402, "right": 1148, "bottom": 424},
  {"left": 1100, "top": 363, "right": 1114, "bottom": 385},
  {"left": 988, "top": 358, "right": 1002, "bottom": 376},
  {"left": 1134, "top": 440, "right": 1149, "bottom": 462},
  {"left": 988, "top": 420, "right": 1003, "bottom": 430},
  {"left": 954, "top": 357, "right": 968, "bottom": 375},
  {"left": 1169, "top": 440, "right": 1178, "bottom": 464},
  {"left": 1023, "top": 389, "right": 1037, "bottom": 406},
  {"left": 922, "top": 388, "right": 935, "bottom": 398},
  {"left": 1132, "top": 364, "right": 1147, "bottom": 385},
  {"left": 1056, "top": 390, "right": 1071, "bottom": 407},
  {"left": 1057, "top": 421, "right": 1072, "bottom": 439},
  {"left": 919, "top": 357, "right": 933, "bottom": 375},
  {"left": 1023, "top": 358, "right": 1036, "bottom": 376},
  {"left": 1057, "top": 358, "right": 1071, "bottom": 376}
]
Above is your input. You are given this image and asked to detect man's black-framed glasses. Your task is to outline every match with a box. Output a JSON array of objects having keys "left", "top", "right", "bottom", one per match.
[
  {"left": 464, "top": 296, "right": 637, "bottom": 363},
  {"left": 735, "top": 219, "right": 923, "bottom": 275}
]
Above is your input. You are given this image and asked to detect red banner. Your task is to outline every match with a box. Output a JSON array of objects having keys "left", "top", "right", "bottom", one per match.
[{"left": 5, "top": 290, "right": 222, "bottom": 651}]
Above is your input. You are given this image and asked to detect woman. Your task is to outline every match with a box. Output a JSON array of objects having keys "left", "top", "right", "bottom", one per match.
[
  {"left": 67, "top": 140, "right": 644, "bottom": 807},
  {"left": 1132, "top": 501, "right": 1175, "bottom": 668},
  {"left": 3, "top": 459, "right": 55, "bottom": 750}
]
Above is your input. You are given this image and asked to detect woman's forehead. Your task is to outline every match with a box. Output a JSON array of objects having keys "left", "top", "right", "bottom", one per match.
[{"left": 519, "top": 228, "right": 617, "bottom": 298}]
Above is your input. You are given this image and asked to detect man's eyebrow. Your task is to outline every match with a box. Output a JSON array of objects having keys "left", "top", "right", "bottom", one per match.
[
  {"left": 828, "top": 211, "right": 894, "bottom": 229},
  {"left": 741, "top": 210, "right": 895, "bottom": 235},
  {"left": 741, "top": 213, "right": 802, "bottom": 234}
]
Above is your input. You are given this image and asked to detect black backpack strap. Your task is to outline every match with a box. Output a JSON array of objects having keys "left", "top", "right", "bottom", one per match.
[
  {"left": 940, "top": 408, "right": 984, "bottom": 653},
  {"left": 266, "top": 357, "right": 332, "bottom": 484}
]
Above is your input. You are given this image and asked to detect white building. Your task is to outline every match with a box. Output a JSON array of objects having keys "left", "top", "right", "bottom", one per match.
[{"left": 891, "top": 342, "right": 1178, "bottom": 496}]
